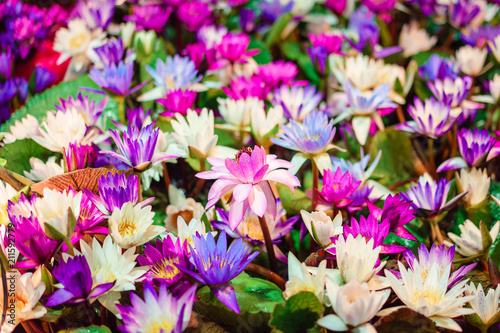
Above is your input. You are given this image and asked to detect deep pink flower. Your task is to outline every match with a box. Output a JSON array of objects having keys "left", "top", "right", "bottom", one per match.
[
  {"left": 215, "top": 33, "right": 260, "bottom": 66},
  {"left": 177, "top": 1, "right": 212, "bottom": 31},
  {"left": 309, "top": 33, "right": 343, "bottom": 55},
  {"left": 318, "top": 167, "right": 361, "bottom": 208},
  {"left": 197, "top": 146, "right": 300, "bottom": 230},
  {"left": 222, "top": 76, "right": 271, "bottom": 100},
  {"left": 158, "top": 89, "right": 197, "bottom": 117}
]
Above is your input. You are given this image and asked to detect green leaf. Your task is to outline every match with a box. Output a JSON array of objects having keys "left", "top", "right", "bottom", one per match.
[
  {"left": 276, "top": 183, "right": 311, "bottom": 216},
  {"left": 57, "top": 326, "right": 112, "bottom": 333},
  {"left": 0, "top": 139, "right": 55, "bottom": 174},
  {"left": 265, "top": 13, "right": 293, "bottom": 47},
  {"left": 374, "top": 308, "right": 436, "bottom": 333},
  {"left": 195, "top": 272, "right": 284, "bottom": 331},
  {"left": 269, "top": 292, "right": 323, "bottom": 333},
  {"left": 411, "top": 51, "right": 452, "bottom": 66},
  {"left": 249, "top": 38, "right": 272, "bottom": 65},
  {"left": 368, "top": 129, "right": 415, "bottom": 186},
  {"left": 481, "top": 221, "right": 493, "bottom": 254},
  {"left": 1, "top": 75, "right": 118, "bottom": 133}
]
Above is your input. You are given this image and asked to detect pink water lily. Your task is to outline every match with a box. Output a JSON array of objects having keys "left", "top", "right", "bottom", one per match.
[{"left": 197, "top": 145, "right": 300, "bottom": 230}]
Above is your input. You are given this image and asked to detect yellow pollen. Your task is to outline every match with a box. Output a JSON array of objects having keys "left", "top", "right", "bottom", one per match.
[
  {"left": 413, "top": 288, "right": 442, "bottom": 306},
  {"left": 151, "top": 258, "right": 180, "bottom": 280},
  {"left": 118, "top": 219, "right": 138, "bottom": 238},
  {"left": 165, "top": 76, "right": 176, "bottom": 89},
  {"left": 16, "top": 294, "right": 29, "bottom": 311},
  {"left": 144, "top": 318, "right": 173, "bottom": 333},
  {"left": 241, "top": 215, "right": 264, "bottom": 241},
  {"left": 69, "top": 33, "right": 88, "bottom": 49}
]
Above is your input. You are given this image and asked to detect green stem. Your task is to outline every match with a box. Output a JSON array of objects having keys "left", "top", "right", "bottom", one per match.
[
  {"left": 427, "top": 138, "right": 436, "bottom": 178},
  {"left": 311, "top": 162, "right": 319, "bottom": 211},
  {"left": 258, "top": 216, "right": 278, "bottom": 274},
  {"left": 117, "top": 96, "right": 126, "bottom": 124},
  {"left": 190, "top": 159, "right": 206, "bottom": 197}
]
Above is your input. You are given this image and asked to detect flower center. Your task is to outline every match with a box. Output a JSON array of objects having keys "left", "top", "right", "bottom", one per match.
[
  {"left": 235, "top": 147, "right": 253, "bottom": 163},
  {"left": 16, "top": 294, "right": 29, "bottom": 311},
  {"left": 240, "top": 215, "right": 264, "bottom": 241},
  {"left": 69, "top": 33, "right": 88, "bottom": 49},
  {"left": 171, "top": 210, "right": 195, "bottom": 230},
  {"left": 144, "top": 318, "right": 173, "bottom": 333},
  {"left": 151, "top": 257, "right": 180, "bottom": 280},
  {"left": 118, "top": 219, "right": 138, "bottom": 238},
  {"left": 413, "top": 288, "right": 442, "bottom": 307}
]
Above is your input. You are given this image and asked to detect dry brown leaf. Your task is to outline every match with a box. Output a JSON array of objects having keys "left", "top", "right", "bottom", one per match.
[{"left": 31, "top": 167, "right": 124, "bottom": 196}]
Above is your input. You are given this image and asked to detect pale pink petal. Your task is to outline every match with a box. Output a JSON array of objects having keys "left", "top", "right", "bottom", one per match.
[
  {"left": 225, "top": 158, "right": 245, "bottom": 181},
  {"left": 229, "top": 199, "right": 249, "bottom": 230},
  {"left": 249, "top": 184, "right": 267, "bottom": 217},
  {"left": 261, "top": 181, "right": 277, "bottom": 220},
  {"left": 253, "top": 164, "right": 269, "bottom": 183},
  {"left": 238, "top": 153, "right": 254, "bottom": 183},
  {"left": 207, "top": 157, "right": 225, "bottom": 167},
  {"left": 267, "top": 159, "right": 294, "bottom": 170},
  {"left": 207, "top": 179, "right": 236, "bottom": 208},
  {"left": 233, "top": 183, "right": 252, "bottom": 202},
  {"left": 263, "top": 170, "right": 300, "bottom": 192}
]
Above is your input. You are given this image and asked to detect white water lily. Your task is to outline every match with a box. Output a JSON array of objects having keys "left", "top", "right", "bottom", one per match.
[
  {"left": 53, "top": 18, "right": 105, "bottom": 72},
  {"left": 317, "top": 279, "right": 390, "bottom": 333},
  {"left": 171, "top": 108, "right": 236, "bottom": 161},
  {"left": 2, "top": 114, "right": 40, "bottom": 144},
  {"left": 217, "top": 97, "right": 263, "bottom": 133},
  {"left": 399, "top": 21, "right": 437, "bottom": 57},
  {"left": 333, "top": 234, "right": 387, "bottom": 290},
  {"left": 32, "top": 109, "right": 99, "bottom": 152},
  {"left": 78, "top": 236, "right": 148, "bottom": 313},
  {"left": 0, "top": 181, "right": 17, "bottom": 226},
  {"left": 489, "top": 35, "right": 500, "bottom": 64},
  {"left": 301, "top": 210, "right": 343, "bottom": 248},
  {"left": 108, "top": 202, "right": 165, "bottom": 249},
  {"left": 379, "top": 262, "right": 475, "bottom": 331},
  {"left": 456, "top": 45, "right": 487, "bottom": 77},
  {"left": 336, "top": 54, "right": 392, "bottom": 92},
  {"left": 250, "top": 104, "right": 283, "bottom": 147},
  {"left": 164, "top": 184, "right": 209, "bottom": 232},
  {"left": 35, "top": 188, "right": 82, "bottom": 240},
  {"left": 283, "top": 252, "right": 327, "bottom": 302},
  {"left": 464, "top": 282, "right": 500, "bottom": 330},
  {"left": 445, "top": 220, "right": 500, "bottom": 258},
  {"left": 172, "top": 216, "right": 217, "bottom": 251},
  {"left": 489, "top": 74, "right": 500, "bottom": 102},
  {"left": 0, "top": 270, "right": 46, "bottom": 333},
  {"left": 456, "top": 168, "right": 490, "bottom": 209},
  {"left": 24, "top": 156, "right": 64, "bottom": 182}
]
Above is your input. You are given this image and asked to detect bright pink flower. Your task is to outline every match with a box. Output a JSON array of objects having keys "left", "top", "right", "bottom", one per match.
[
  {"left": 197, "top": 146, "right": 300, "bottom": 230},
  {"left": 215, "top": 33, "right": 260, "bottom": 66},
  {"left": 318, "top": 167, "right": 361, "bottom": 208}
]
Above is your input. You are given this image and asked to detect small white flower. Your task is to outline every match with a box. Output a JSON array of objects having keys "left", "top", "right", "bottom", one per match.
[
  {"left": 119, "top": 21, "right": 136, "bottom": 48},
  {"left": 283, "top": 252, "right": 327, "bottom": 301},
  {"left": 445, "top": 220, "right": 499, "bottom": 257},
  {"left": 133, "top": 30, "right": 156, "bottom": 56},
  {"left": 0, "top": 181, "right": 17, "bottom": 226},
  {"left": 399, "top": 21, "right": 437, "bottom": 57},
  {"left": 456, "top": 45, "right": 487, "bottom": 77},
  {"left": 464, "top": 282, "right": 500, "bottom": 330},
  {"left": 489, "top": 74, "right": 500, "bottom": 102},
  {"left": 24, "top": 156, "right": 64, "bottom": 182},
  {"left": 337, "top": 54, "right": 391, "bottom": 92},
  {"left": 109, "top": 202, "right": 165, "bottom": 249},
  {"left": 35, "top": 188, "right": 82, "bottom": 240},
  {"left": 173, "top": 216, "right": 216, "bottom": 251},
  {"left": 2, "top": 115, "right": 40, "bottom": 144},
  {"left": 53, "top": 18, "right": 105, "bottom": 72},
  {"left": 489, "top": 35, "right": 500, "bottom": 64},
  {"left": 32, "top": 109, "right": 99, "bottom": 152},
  {"left": 301, "top": 210, "right": 343, "bottom": 248},
  {"left": 0, "top": 270, "right": 46, "bottom": 333},
  {"left": 164, "top": 185, "right": 209, "bottom": 232},
  {"left": 456, "top": 168, "right": 490, "bottom": 209},
  {"left": 250, "top": 104, "right": 283, "bottom": 147},
  {"left": 318, "top": 279, "right": 390, "bottom": 333},
  {"left": 217, "top": 97, "right": 263, "bottom": 133}
]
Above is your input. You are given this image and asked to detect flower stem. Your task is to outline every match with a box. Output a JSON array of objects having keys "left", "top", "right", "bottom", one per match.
[
  {"left": 190, "top": 158, "right": 206, "bottom": 197},
  {"left": 116, "top": 96, "right": 126, "bottom": 124},
  {"left": 311, "top": 162, "right": 319, "bottom": 211},
  {"left": 430, "top": 220, "right": 444, "bottom": 245},
  {"left": 446, "top": 123, "right": 458, "bottom": 181},
  {"left": 427, "top": 138, "right": 437, "bottom": 178},
  {"left": 258, "top": 216, "right": 278, "bottom": 274},
  {"left": 245, "top": 263, "right": 286, "bottom": 290},
  {"left": 84, "top": 302, "right": 95, "bottom": 326},
  {"left": 162, "top": 162, "right": 171, "bottom": 190}
]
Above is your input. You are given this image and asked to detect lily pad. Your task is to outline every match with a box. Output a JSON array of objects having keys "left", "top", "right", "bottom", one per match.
[{"left": 269, "top": 292, "right": 323, "bottom": 333}]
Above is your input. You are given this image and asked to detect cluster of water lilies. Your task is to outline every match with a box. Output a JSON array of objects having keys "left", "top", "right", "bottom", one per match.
[{"left": 3, "top": 0, "right": 500, "bottom": 332}]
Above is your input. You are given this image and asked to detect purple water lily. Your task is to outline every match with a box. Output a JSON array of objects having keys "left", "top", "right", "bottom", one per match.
[
  {"left": 146, "top": 55, "right": 200, "bottom": 92},
  {"left": 32, "top": 66, "right": 55, "bottom": 93},
  {"left": 75, "top": 0, "right": 114, "bottom": 29},
  {"left": 56, "top": 93, "right": 108, "bottom": 127},
  {"left": 46, "top": 255, "right": 115, "bottom": 306},
  {"left": 0, "top": 49, "right": 13, "bottom": 78},
  {"left": 94, "top": 38, "right": 133, "bottom": 67},
  {"left": 449, "top": 0, "right": 482, "bottom": 28},
  {"left": 271, "top": 85, "right": 323, "bottom": 121},
  {"left": 125, "top": 5, "right": 173, "bottom": 32},
  {"left": 63, "top": 141, "right": 97, "bottom": 172},
  {"left": 178, "top": 231, "right": 259, "bottom": 314},
  {"left": 257, "top": 60, "right": 298, "bottom": 88},
  {"left": 418, "top": 55, "right": 460, "bottom": 81},
  {"left": 215, "top": 32, "right": 260, "bottom": 67},
  {"left": 88, "top": 60, "right": 148, "bottom": 97},
  {"left": 437, "top": 128, "right": 500, "bottom": 172},
  {"left": 72, "top": 191, "right": 107, "bottom": 245}
]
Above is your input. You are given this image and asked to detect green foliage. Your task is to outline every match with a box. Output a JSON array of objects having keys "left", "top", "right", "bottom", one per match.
[
  {"left": 368, "top": 128, "right": 415, "bottom": 186},
  {"left": 249, "top": 38, "right": 272, "bottom": 65},
  {"left": 58, "top": 326, "right": 112, "bottom": 333},
  {"left": 269, "top": 292, "right": 323, "bottom": 333},
  {"left": 281, "top": 42, "right": 320, "bottom": 85},
  {"left": 276, "top": 183, "right": 311, "bottom": 216},
  {"left": 374, "top": 308, "right": 436, "bottom": 333},
  {"left": 265, "top": 13, "right": 293, "bottom": 47},
  {"left": 0, "top": 139, "right": 55, "bottom": 174}
]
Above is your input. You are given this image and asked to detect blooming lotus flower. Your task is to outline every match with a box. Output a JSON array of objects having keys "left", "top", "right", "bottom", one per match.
[
  {"left": 71, "top": 191, "right": 107, "bottom": 244},
  {"left": 336, "top": 54, "right": 392, "bottom": 93},
  {"left": 300, "top": 210, "right": 343, "bottom": 248},
  {"left": 342, "top": 215, "right": 407, "bottom": 254},
  {"left": 215, "top": 33, "right": 260, "bottom": 67},
  {"left": 396, "top": 98, "right": 455, "bottom": 138},
  {"left": 53, "top": 18, "right": 105, "bottom": 72},
  {"left": 1, "top": 114, "right": 40, "bottom": 144},
  {"left": 55, "top": 93, "right": 107, "bottom": 127},
  {"left": 157, "top": 89, "right": 197, "bottom": 117},
  {"left": 63, "top": 141, "right": 97, "bottom": 172},
  {"left": 171, "top": 108, "right": 236, "bottom": 160},
  {"left": 35, "top": 188, "right": 82, "bottom": 240},
  {"left": 456, "top": 168, "right": 491, "bottom": 209},
  {"left": 46, "top": 255, "right": 115, "bottom": 306},
  {"left": 399, "top": 21, "right": 437, "bottom": 57},
  {"left": 437, "top": 128, "right": 500, "bottom": 172},
  {"left": 404, "top": 244, "right": 476, "bottom": 288},
  {"left": 338, "top": 80, "right": 397, "bottom": 145},
  {"left": 418, "top": 54, "right": 461, "bottom": 81},
  {"left": 179, "top": 231, "right": 259, "bottom": 314},
  {"left": 449, "top": 0, "right": 483, "bottom": 28},
  {"left": 108, "top": 202, "right": 165, "bottom": 249},
  {"left": 367, "top": 194, "right": 417, "bottom": 242},
  {"left": 174, "top": 216, "right": 217, "bottom": 251},
  {"left": 0, "top": 271, "right": 46, "bottom": 333},
  {"left": 257, "top": 61, "right": 298, "bottom": 87},
  {"left": 331, "top": 234, "right": 387, "bottom": 290},
  {"left": 379, "top": 260, "right": 475, "bottom": 331},
  {"left": 165, "top": 184, "right": 207, "bottom": 232},
  {"left": 75, "top": 0, "right": 115, "bottom": 30},
  {"left": 88, "top": 60, "right": 148, "bottom": 97},
  {"left": 217, "top": 97, "right": 263, "bottom": 133},
  {"left": 32, "top": 109, "right": 98, "bottom": 152},
  {"left": 271, "top": 111, "right": 339, "bottom": 174},
  {"left": 138, "top": 234, "right": 190, "bottom": 286},
  {"left": 78, "top": 236, "right": 147, "bottom": 312},
  {"left": 445, "top": 220, "right": 500, "bottom": 258},
  {"left": 271, "top": 85, "right": 323, "bottom": 121},
  {"left": 102, "top": 123, "right": 179, "bottom": 172},
  {"left": 197, "top": 145, "right": 300, "bottom": 230},
  {"left": 318, "top": 168, "right": 361, "bottom": 208},
  {"left": 177, "top": 1, "right": 212, "bottom": 31},
  {"left": 116, "top": 282, "right": 197, "bottom": 333},
  {"left": 250, "top": 104, "right": 283, "bottom": 148},
  {"left": 125, "top": 5, "right": 173, "bottom": 32},
  {"left": 283, "top": 252, "right": 327, "bottom": 301},
  {"left": 464, "top": 282, "right": 500, "bottom": 331},
  {"left": 456, "top": 45, "right": 487, "bottom": 77},
  {"left": 23, "top": 156, "right": 64, "bottom": 181},
  {"left": 93, "top": 38, "right": 130, "bottom": 68},
  {"left": 318, "top": 279, "right": 390, "bottom": 333},
  {"left": 214, "top": 204, "right": 298, "bottom": 262}
]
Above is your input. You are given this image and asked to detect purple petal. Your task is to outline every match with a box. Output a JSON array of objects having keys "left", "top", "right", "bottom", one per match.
[
  {"left": 436, "top": 157, "right": 468, "bottom": 172},
  {"left": 88, "top": 282, "right": 116, "bottom": 299},
  {"left": 211, "top": 284, "right": 240, "bottom": 314},
  {"left": 46, "top": 289, "right": 76, "bottom": 306}
]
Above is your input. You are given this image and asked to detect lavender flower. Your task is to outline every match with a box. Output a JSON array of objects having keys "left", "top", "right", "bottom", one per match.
[
  {"left": 76, "top": 0, "right": 115, "bottom": 30},
  {"left": 56, "top": 93, "right": 107, "bottom": 127},
  {"left": 271, "top": 85, "right": 323, "bottom": 121},
  {"left": 418, "top": 55, "right": 460, "bottom": 81},
  {"left": 88, "top": 60, "right": 147, "bottom": 97},
  {"left": 178, "top": 231, "right": 259, "bottom": 314},
  {"left": 101, "top": 123, "right": 180, "bottom": 172},
  {"left": 31, "top": 67, "right": 55, "bottom": 93}
]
